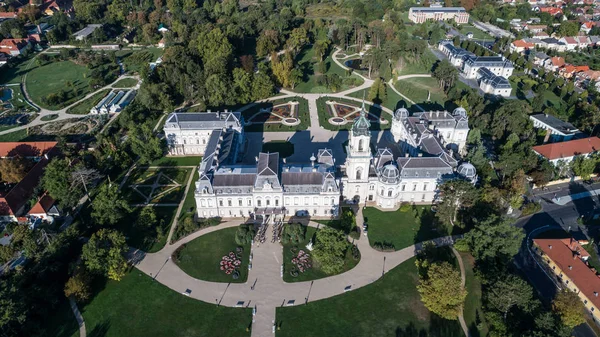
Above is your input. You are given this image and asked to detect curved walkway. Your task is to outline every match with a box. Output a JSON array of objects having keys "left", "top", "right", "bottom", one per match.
[
  {"left": 69, "top": 297, "right": 86, "bottom": 337},
  {"left": 129, "top": 207, "right": 461, "bottom": 337},
  {"left": 387, "top": 74, "right": 433, "bottom": 112},
  {"left": 451, "top": 247, "right": 469, "bottom": 337}
]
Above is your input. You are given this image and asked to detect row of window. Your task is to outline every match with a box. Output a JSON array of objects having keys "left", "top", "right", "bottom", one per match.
[
  {"left": 364, "top": 183, "right": 430, "bottom": 194},
  {"left": 198, "top": 196, "right": 337, "bottom": 208},
  {"left": 200, "top": 208, "right": 335, "bottom": 217}
]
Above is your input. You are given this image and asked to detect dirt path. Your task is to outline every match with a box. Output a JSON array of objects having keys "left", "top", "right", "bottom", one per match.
[{"left": 451, "top": 247, "right": 470, "bottom": 337}]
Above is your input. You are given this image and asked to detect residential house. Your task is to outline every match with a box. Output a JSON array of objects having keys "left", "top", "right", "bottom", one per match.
[
  {"left": 533, "top": 51, "right": 549, "bottom": 66},
  {"left": 530, "top": 113, "right": 581, "bottom": 142},
  {"left": 581, "top": 21, "right": 596, "bottom": 33},
  {"left": 510, "top": 39, "right": 536, "bottom": 53},
  {"left": 559, "top": 64, "right": 590, "bottom": 79},
  {"left": 544, "top": 56, "right": 566, "bottom": 72},
  {"left": 539, "top": 7, "right": 563, "bottom": 16},
  {"left": 535, "top": 31, "right": 550, "bottom": 38},
  {"left": 527, "top": 24, "right": 548, "bottom": 33},
  {"left": 0, "top": 142, "right": 58, "bottom": 222},
  {"left": 560, "top": 36, "right": 580, "bottom": 50},
  {"left": 28, "top": 193, "right": 60, "bottom": 221},
  {"left": 0, "top": 12, "right": 17, "bottom": 21},
  {"left": 532, "top": 238, "right": 600, "bottom": 322},
  {"left": 0, "top": 39, "right": 30, "bottom": 56},
  {"left": 532, "top": 137, "right": 600, "bottom": 165}
]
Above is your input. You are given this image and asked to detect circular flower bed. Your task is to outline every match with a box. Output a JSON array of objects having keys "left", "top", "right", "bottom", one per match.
[
  {"left": 220, "top": 251, "right": 242, "bottom": 275},
  {"left": 329, "top": 117, "right": 346, "bottom": 125}
]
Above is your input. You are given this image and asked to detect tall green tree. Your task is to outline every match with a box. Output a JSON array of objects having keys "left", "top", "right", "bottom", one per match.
[
  {"left": 42, "top": 159, "right": 83, "bottom": 209},
  {"left": 312, "top": 227, "right": 348, "bottom": 274},
  {"left": 417, "top": 262, "right": 467, "bottom": 320},
  {"left": 465, "top": 217, "right": 525, "bottom": 264},
  {"left": 552, "top": 290, "right": 586, "bottom": 328},
  {"left": 486, "top": 274, "right": 534, "bottom": 321},
  {"left": 128, "top": 123, "right": 164, "bottom": 165},
  {"left": 91, "top": 183, "right": 130, "bottom": 226},
  {"left": 436, "top": 179, "right": 479, "bottom": 228},
  {"left": 82, "top": 229, "right": 128, "bottom": 281},
  {"left": 432, "top": 59, "right": 458, "bottom": 92},
  {"left": 197, "top": 28, "right": 233, "bottom": 75}
]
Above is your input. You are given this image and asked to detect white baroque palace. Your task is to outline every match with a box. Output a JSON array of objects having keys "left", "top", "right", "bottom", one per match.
[
  {"left": 163, "top": 106, "right": 475, "bottom": 218},
  {"left": 341, "top": 107, "right": 474, "bottom": 209}
]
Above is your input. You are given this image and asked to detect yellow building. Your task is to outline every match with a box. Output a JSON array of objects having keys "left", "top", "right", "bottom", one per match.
[{"left": 533, "top": 238, "right": 600, "bottom": 322}]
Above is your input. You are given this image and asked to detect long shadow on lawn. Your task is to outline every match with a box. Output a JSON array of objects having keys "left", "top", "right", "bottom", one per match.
[
  {"left": 395, "top": 313, "right": 463, "bottom": 337},
  {"left": 88, "top": 320, "right": 111, "bottom": 337}
]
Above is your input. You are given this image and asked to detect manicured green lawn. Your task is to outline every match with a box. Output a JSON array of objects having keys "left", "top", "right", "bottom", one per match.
[
  {"left": 394, "top": 77, "right": 446, "bottom": 107},
  {"left": 26, "top": 60, "right": 92, "bottom": 109},
  {"left": 66, "top": 89, "right": 111, "bottom": 115},
  {"left": 0, "top": 54, "right": 36, "bottom": 85},
  {"left": 262, "top": 141, "right": 294, "bottom": 158},
  {"left": 78, "top": 270, "right": 251, "bottom": 337},
  {"left": 276, "top": 256, "right": 463, "bottom": 337},
  {"left": 460, "top": 252, "right": 489, "bottom": 336},
  {"left": 347, "top": 85, "right": 410, "bottom": 112},
  {"left": 122, "top": 168, "right": 191, "bottom": 206},
  {"left": 0, "top": 129, "right": 56, "bottom": 142},
  {"left": 282, "top": 226, "right": 360, "bottom": 283},
  {"left": 115, "top": 206, "right": 178, "bottom": 253},
  {"left": 173, "top": 227, "right": 251, "bottom": 283},
  {"left": 458, "top": 25, "right": 494, "bottom": 40},
  {"left": 292, "top": 46, "right": 363, "bottom": 94},
  {"left": 112, "top": 78, "right": 138, "bottom": 88},
  {"left": 149, "top": 156, "right": 202, "bottom": 167},
  {"left": 243, "top": 97, "right": 310, "bottom": 132},
  {"left": 364, "top": 206, "right": 449, "bottom": 251}
]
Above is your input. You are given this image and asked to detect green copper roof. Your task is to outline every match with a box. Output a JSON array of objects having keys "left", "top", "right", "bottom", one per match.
[{"left": 352, "top": 102, "right": 371, "bottom": 137}]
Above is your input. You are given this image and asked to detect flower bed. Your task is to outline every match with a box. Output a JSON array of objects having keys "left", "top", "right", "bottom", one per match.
[
  {"left": 291, "top": 249, "right": 312, "bottom": 276},
  {"left": 219, "top": 247, "right": 243, "bottom": 279}
]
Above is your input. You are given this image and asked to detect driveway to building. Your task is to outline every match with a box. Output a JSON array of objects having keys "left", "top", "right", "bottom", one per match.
[{"left": 130, "top": 207, "right": 461, "bottom": 337}]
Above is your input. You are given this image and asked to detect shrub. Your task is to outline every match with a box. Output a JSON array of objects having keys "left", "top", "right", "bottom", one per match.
[
  {"left": 282, "top": 223, "right": 306, "bottom": 244},
  {"left": 171, "top": 216, "right": 222, "bottom": 243},
  {"left": 453, "top": 238, "right": 469, "bottom": 252},
  {"left": 399, "top": 202, "right": 411, "bottom": 212},
  {"left": 351, "top": 244, "right": 361, "bottom": 260},
  {"left": 349, "top": 226, "right": 360, "bottom": 240},
  {"left": 373, "top": 241, "right": 395, "bottom": 252},
  {"left": 235, "top": 224, "right": 256, "bottom": 245}
]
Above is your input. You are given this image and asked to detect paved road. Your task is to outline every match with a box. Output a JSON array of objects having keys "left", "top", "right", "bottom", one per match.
[
  {"left": 130, "top": 207, "right": 461, "bottom": 337},
  {"left": 514, "top": 182, "right": 600, "bottom": 337}
]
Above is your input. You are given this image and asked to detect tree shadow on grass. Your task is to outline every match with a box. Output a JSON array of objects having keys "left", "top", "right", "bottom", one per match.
[
  {"left": 88, "top": 319, "right": 111, "bottom": 337},
  {"left": 395, "top": 314, "right": 463, "bottom": 337}
]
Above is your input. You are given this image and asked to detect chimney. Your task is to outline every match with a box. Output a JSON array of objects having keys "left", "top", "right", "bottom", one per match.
[
  {"left": 549, "top": 245, "right": 553, "bottom": 249},
  {"left": 282, "top": 158, "right": 286, "bottom": 164},
  {"left": 312, "top": 167, "right": 317, "bottom": 172},
  {"left": 595, "top": 292, "right": 598, "bottom": 297},
  {"left": 255, "top": 156, "right": 259, "bottom": 163},
  {"left": 405, "top": 153, "right": 409, "bottom": 157},
  {"left": 569, "top": 265, "right": 573, "bottom": 270},
  {"left": 284, "top": 166, "right": 289, "bottom": 172}
]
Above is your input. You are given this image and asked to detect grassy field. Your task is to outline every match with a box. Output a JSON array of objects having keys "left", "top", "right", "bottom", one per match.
[
  {"left": 364, "top": 206, "right": 451, "bottom": 251},
  {"left": 347, "top": 85, "right": 411, "bottom": 113},
  {"left": 0, "top": 128, "right": 57, "bottom": 142},
  {"left": 457, "top": 25, "right": 494, "bottom": 40},
  {"left": 26, "top": 60, "right": 92, "bottom": 110},
  {"left": 262, "top": 141, "right": 294, "bottom": 158},
  {"left": 394, "top": 77, "right": 446, "bottom": 108},
  {"left": 78, "top": 270, "right": 251, "bottom": 337},
  {"left": 66, "top": 89, "right": 111, "bottom": 115},
  {"left": 282, "top": 226, "right": 360, "bottom": 282},
  {"left": 276, "top": 256, "right": 463, "bottom": 337},
  {"left": 112, "top": 78, "right": 138, "bottom": 88},
  {"left": 122, "top": 167, "right": 191, "bottom": 205},
  {"left": 0, "top": 54, "right": 36, "bottom": 85},
  {"left": 293, "top": 46, "right": 363, "bottom": 94},
  {"left": 149, "top": 156, "right": 202, "bottom": 167},
  {"left": 460, "top": 252, "right": 489, "bottom": 336},
  {"left": 173, "top": 227, "right": 251, "bottom": 283}
]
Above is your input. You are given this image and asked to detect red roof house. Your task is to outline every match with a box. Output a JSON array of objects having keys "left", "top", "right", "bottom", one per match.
[
  {"left": 0, "top": 38, "right": 31, "bottom": 57},
  {"left": 532, "top": 137, "right": 600, "bottom": 163}
]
